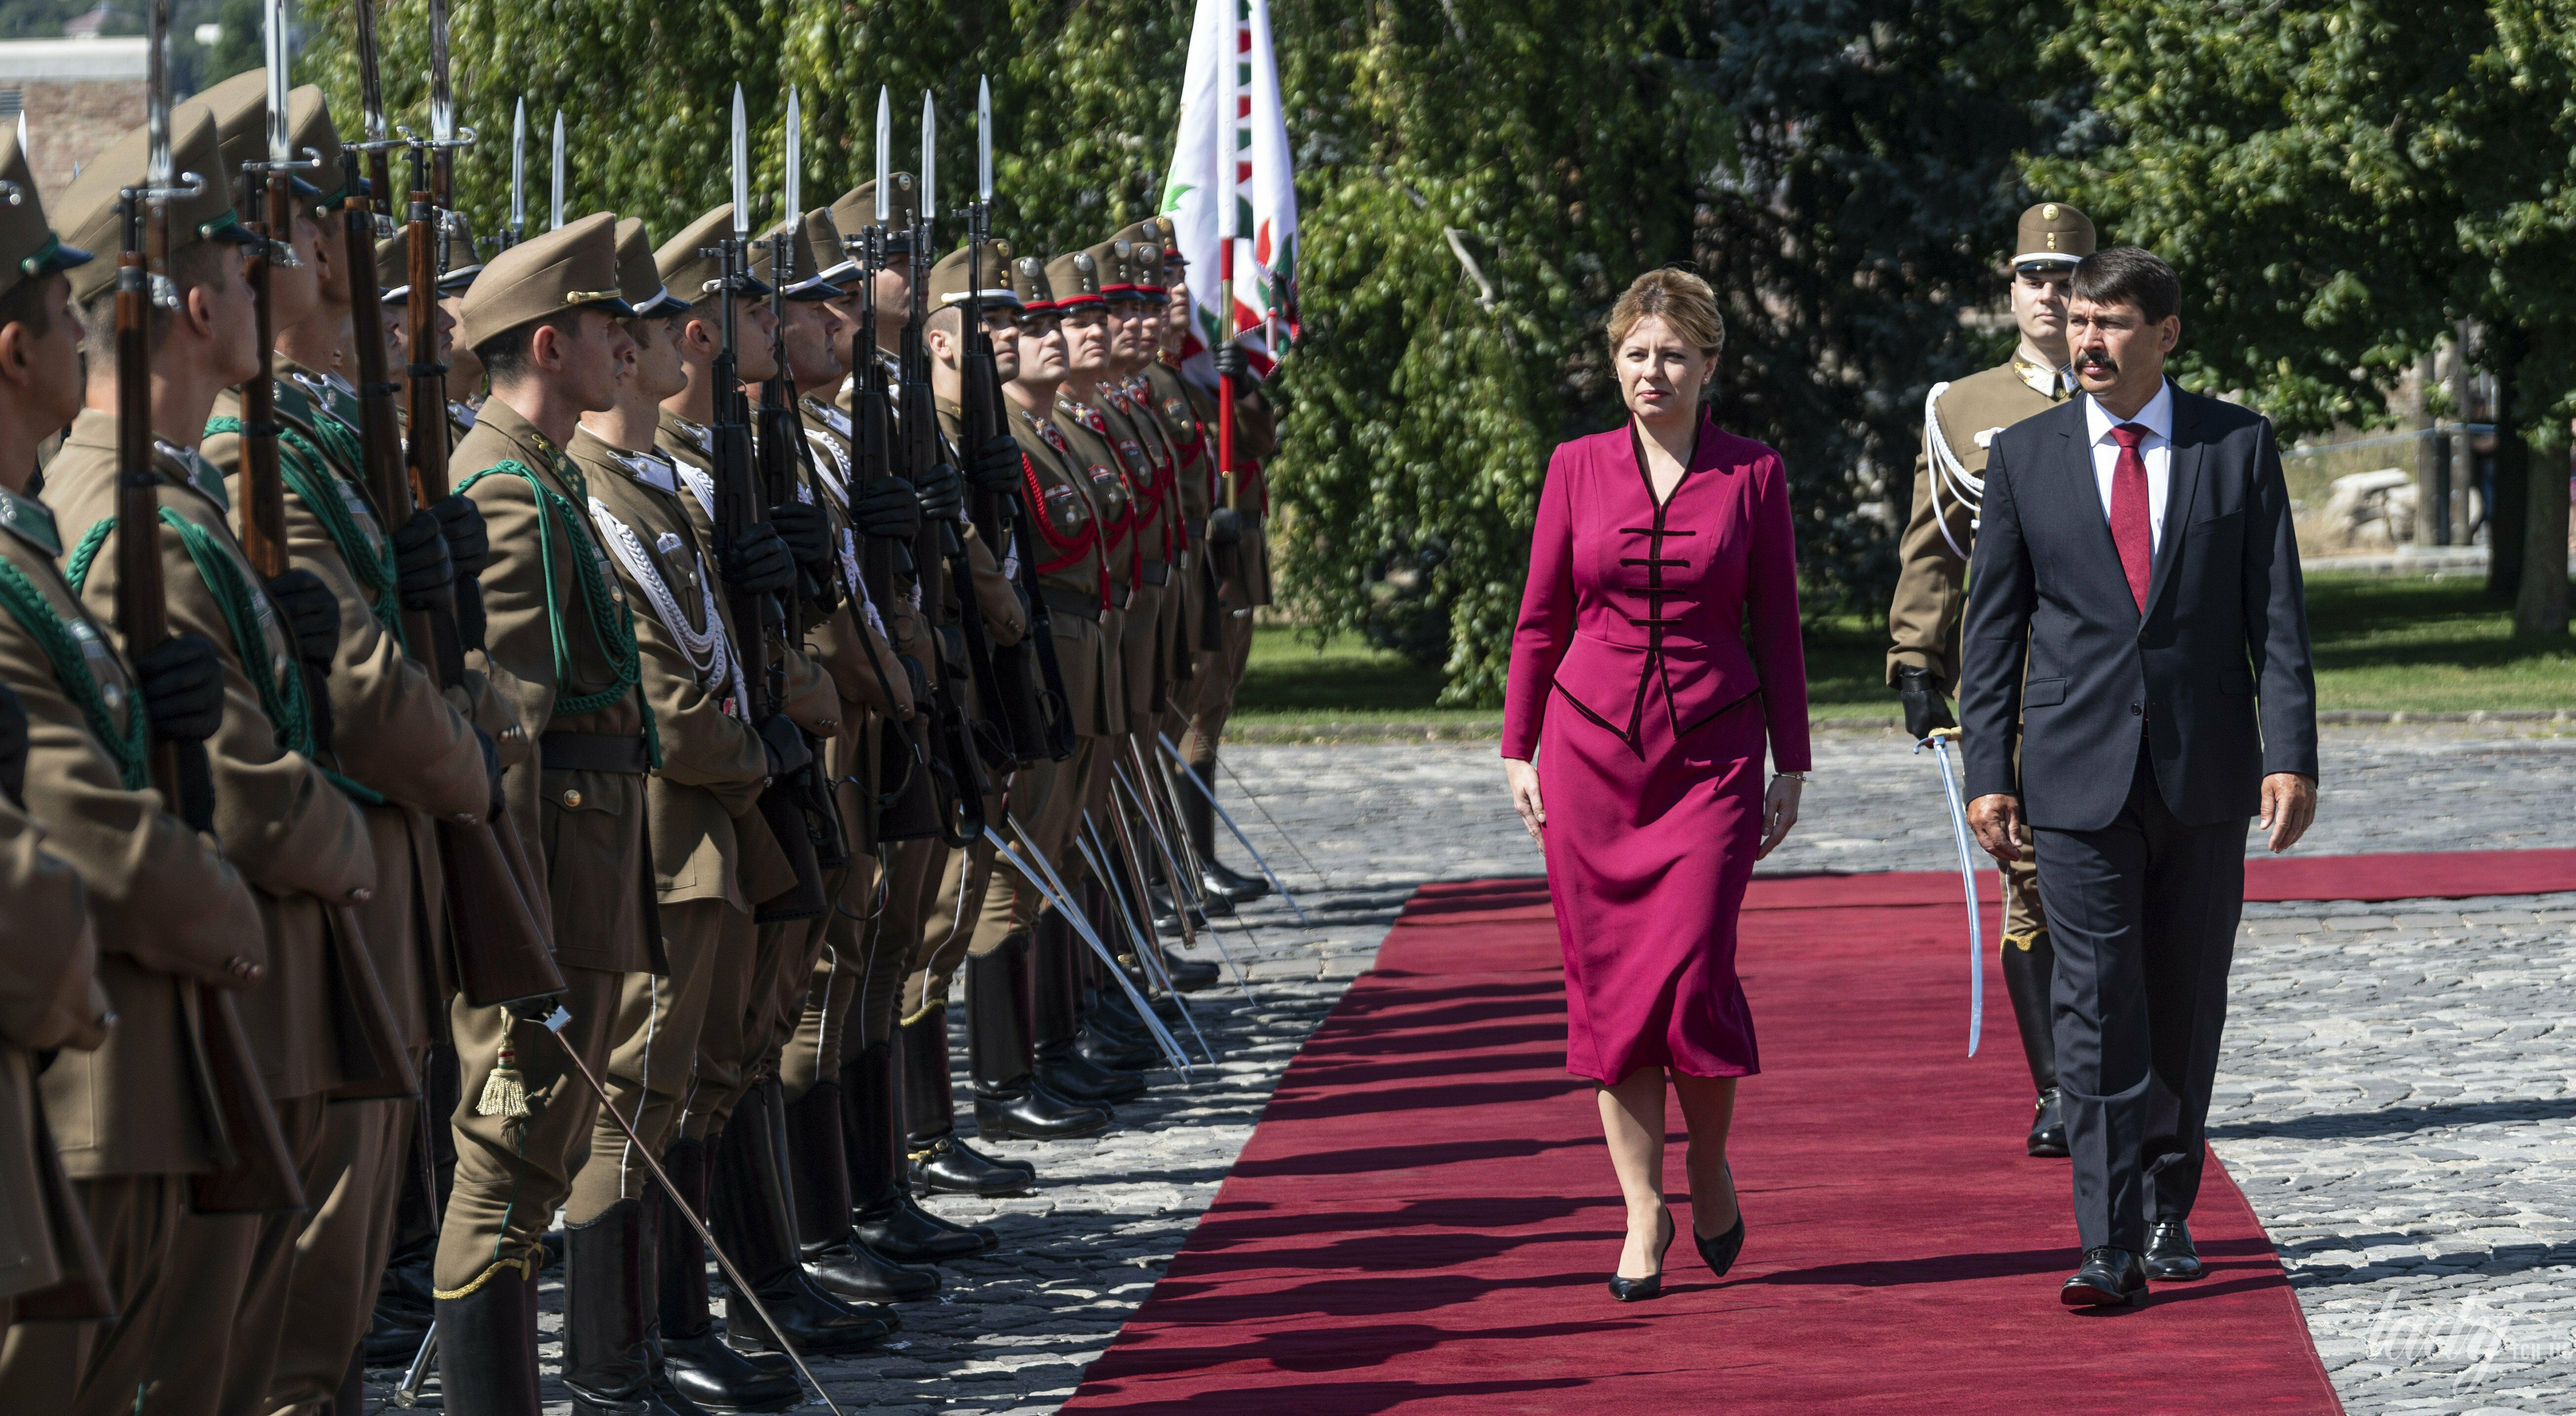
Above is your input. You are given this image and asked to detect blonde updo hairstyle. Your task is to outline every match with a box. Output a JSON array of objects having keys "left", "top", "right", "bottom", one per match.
[{"left": 1606, "top": 267, "right": 1726, "bottom": 365}]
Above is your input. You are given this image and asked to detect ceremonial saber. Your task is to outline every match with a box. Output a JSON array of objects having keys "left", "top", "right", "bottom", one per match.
[
  {"left": 1157, "top": 732, "right": 1309, "bottom": 925},
  {"left": 1113, "top": 755, "right": 1259, "bottom": 1002},
  {"left": 987, "top": 820, "right": 1192, "bottom": 1074},
  {"left": 1076, "top": 818, "right": 1217, "bottom": 1066},
  {"left": 1130, "top": 734, "right": 1284, "bottom": 967},
  {"left": 1918, "top": 732, "right": 1985, "bottom": 1057}
]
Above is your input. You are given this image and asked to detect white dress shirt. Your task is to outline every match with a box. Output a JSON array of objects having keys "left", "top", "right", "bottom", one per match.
[{"left": 2083, "top": 380, "right": 2174, "bottom": 553}]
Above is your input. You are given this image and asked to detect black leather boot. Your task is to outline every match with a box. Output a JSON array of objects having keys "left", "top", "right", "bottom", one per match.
[
  {"left": 1030, "top": 921, "right": 1152, "bottom": 1099},
  {"left": 849, "top": 1036, "right": 999, "bottom": 1260},
  {"left": 2001, "top": 932, "right": 2068, "bottom": 1157},
  {"left": 1179, "top": 765, "right": 1269, "bottom": 903},
  {"left": 1159, "top": 945, "right": 1222, "bottom": 994},
  {"left": 906, "top": 1003, "right": 1038, "bottom": 1195},
  {"left": 706, "top": 1086, "right": 896, "bottom": 1358},
  {"left": 432, "top": 1252, "right": 543, "bottom": 1416},
  {"left": 970, "top": 935, "right": 1114, "bottom": 1140},
  {"left": 565, "top": 1198, "right": 702, "bottom": 1414},
  {"left": 654, "top": 1139, "right": 800, "bottom": 1414},
  {"left": 782, "top": 1078, "right": 939, "bottom": 1301}
]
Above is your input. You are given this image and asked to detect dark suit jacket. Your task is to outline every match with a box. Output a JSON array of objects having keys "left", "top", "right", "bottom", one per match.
[{"left": 1960, "top": 383, "right": 2318, "bottom": 831}]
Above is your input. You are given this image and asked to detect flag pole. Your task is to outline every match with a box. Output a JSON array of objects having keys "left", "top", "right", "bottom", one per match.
[{"left": 1214, "top": 0, "right": 1239, "bottom": 510}]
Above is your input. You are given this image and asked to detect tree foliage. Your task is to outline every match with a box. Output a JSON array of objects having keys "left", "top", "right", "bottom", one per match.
[{"left": 2030, "top": 0, "right": 2576, "bottom": 631}]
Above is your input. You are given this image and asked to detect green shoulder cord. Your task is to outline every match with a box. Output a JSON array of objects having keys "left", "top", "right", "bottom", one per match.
[
  {"left": 205, "top": 415, "right": 405, "bottom": 649},
  {"left": 0, "top": 556, "right": 149, "bottom": 789},
  {"left": 70, "top": 510, "right": 384, "bottom": 806},
  {"left": 455, "top": 456, "right": 660, "bottom": 765}
]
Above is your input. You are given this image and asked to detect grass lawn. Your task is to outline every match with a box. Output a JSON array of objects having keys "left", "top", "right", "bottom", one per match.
[{"left": 1232, "top": 572, "right": 2576, "bottom": 728}]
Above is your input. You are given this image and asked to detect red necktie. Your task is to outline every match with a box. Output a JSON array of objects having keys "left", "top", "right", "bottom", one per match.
[{"left": 2108, "top": 422, "right": 2152, "bottom": 611}]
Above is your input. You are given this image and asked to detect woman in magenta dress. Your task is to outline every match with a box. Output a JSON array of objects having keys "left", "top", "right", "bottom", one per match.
[{"left": 1500, "top": 268, "right": 1811, "bottom": 1301}]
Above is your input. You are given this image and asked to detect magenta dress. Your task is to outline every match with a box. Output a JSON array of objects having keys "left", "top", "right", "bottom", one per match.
[{"left": 1501, "top": 414, "right": 1812, "bottom": 1083}]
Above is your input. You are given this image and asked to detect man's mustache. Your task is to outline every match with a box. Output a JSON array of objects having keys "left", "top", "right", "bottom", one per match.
[{"left": 2076, "top": 353, "right": 2120, "bottom": 376}]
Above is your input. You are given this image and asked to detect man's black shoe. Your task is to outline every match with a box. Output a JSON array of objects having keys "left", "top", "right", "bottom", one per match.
[
  {"left": 2143, "top": 1221, "right": 2203, "bottom": 1281},
  {"left": 2026, "top": 1087, "right": 2068, "bottom": 1158},
  {"left": 2059, "top": 1247, "right": 2148, "bottom": 1307}
]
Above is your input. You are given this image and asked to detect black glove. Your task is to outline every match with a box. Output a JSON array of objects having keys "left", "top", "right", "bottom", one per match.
[
  {"left": 473, "top": 725, "right": 505, "bottom": 819},
  {"left": 1212, "top": 343, "right": 1255, "bottom": 383},
  {"left": 767, "top": 501, "right": 832, "bottom": 572},
  {"left": 1896, "top": 665, "right": 1957, "bottom": 743},
  {"left": 265, "top": 569, "right": 342, "bottom": 668},
  {"left": 428, "top": 494, "right": 489, "bottom": 578},
  {"left": 852, "top": 478, "right": 922, "bottom": 541},
  {"left": 721, "top": 522, "right": 796, "bottom": 596},
  {"left": 506, "top": 992, "right": 566, "bottom": 1023},
  {"left": 755, "top": 713, "right": 812, "bottom": 779},
  {"left": 137, "top": 633, "right": 225, "bottom": 743},
  {"left": 970, "top": 435, "right": 1022, "bottom": 496},
  {"left": 0, "top": 682, "right": 27, "bottom": 805},
  {"left": 912, "top": 461, "right": 964, "bottom": 524},
  {"left": 392, "top": 509, "right": 454, "bottom": 611},
  {"left": 1204, "top": 507, "right": 1243, "bottom": 547}
]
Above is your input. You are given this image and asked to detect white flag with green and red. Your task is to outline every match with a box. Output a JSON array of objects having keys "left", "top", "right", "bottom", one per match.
[{"left": 1161, "top": 0, "right": 1298, "bottom": 384}]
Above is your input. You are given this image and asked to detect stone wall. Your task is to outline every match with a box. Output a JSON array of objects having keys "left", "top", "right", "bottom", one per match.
[{"left": 16, "top": 77, "right": 143, "bottom": 205}]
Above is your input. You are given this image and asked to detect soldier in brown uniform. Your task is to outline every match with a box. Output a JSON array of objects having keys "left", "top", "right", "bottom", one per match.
[
  {"left": 643, "top": 207, "right": 905, "bottom": 1403},
  {"left": 1158, "top": 239, "right": 1273, "bottom": 908},
  {"left": 1885, "top": 201, "right": 2095, "bottom": 1159},
  {"left": 434, "top": 213, "right": 648, "bottom": 1415},
  {"left": 182, "top": 76, "right": 504, "bottom": 1413},
  {"left": 0, "top": 134, "right": 259, "bottom": 1416},
  {"left": 46, "top": 108, "right": 385, "bottom": 1416}
]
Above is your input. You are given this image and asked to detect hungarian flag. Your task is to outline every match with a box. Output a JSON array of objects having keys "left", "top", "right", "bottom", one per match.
[{"left": 1161, "top": 0, "right": 1298, "bottom": 384}]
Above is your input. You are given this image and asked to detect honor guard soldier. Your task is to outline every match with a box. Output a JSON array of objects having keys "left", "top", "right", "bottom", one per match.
[
  {"left": 435, "top": 211, "right": 652, "bottom": 1414},
  {"left": 47, "top": 105, "right": 389, "bottom": 1416},
  {"left": 978, "top": 254, "right": 1157, "bottom": 1118},
  {"left": 1886, "top": 200, "right": 2096, "bottom": 1158},
  {"left": 0, "top": 125, "right": 261, "bottom": 1416},
  {"left": 189, "top": 74, "right": 501, "bottom": 1413}
]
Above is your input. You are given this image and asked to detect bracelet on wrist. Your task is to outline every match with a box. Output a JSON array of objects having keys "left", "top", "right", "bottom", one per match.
[{"left": 1776, "top": 770, "right": 1810, "bottom": 782}]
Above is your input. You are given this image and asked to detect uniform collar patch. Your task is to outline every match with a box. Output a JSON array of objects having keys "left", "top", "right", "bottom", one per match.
[
  {"left": 0, "top": 484, "right": 61, "bottom": 557},
  {"left": 159, "top": 440, "right": 231, "bottom": 511}
]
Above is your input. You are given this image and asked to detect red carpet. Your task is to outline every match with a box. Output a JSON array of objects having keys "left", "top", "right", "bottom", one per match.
[
  {"left": 1743, "top": 845, "right": 2576, "bottom": 911},
  {"left": 1057, "top": 863, "right": 2417, "bottom": 1415}
]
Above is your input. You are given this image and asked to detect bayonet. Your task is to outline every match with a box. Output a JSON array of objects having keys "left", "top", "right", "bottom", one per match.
[
  {"left": 873, "top": 87, "right": 888, "bottom": 224},
  {"left": 349, "top": 0, "right": 394, "bottom": 235},
  {"left": 784, "top": 86, "right": 800, "bottom": 232},
  {"left": 918, "top": 90, "right": 935, "bottom": 247},
  {"left": 548, "top": 110, "right": 563, "bottom": 230},
  {"left": 507, "top": 97, "right": 524, "bottom": 246},
  {"left": 730, "top": 85, "right": 748, "bottom": 237},
  {"left": 977, "top": 75, "right": 992, "bottom": 204}
]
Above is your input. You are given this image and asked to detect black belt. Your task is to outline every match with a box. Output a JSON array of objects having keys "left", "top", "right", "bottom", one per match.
[
  {"left": 540, "top": 730, "right": 651, "bottom": 774},
  {"left": 1108, "top": 582, "right": 1131, "bottom": 611},
  {"left": 1140, "top": 560, "right": 1170, "bottom": 586},
  {"left": 1041, "top": 584, "right": 1101, "bottom": 622}
]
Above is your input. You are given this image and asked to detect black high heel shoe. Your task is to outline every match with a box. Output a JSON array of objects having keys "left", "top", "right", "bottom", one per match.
[{"left": 1607, "top": 1211, "right": 1675, "bottom": 1302}]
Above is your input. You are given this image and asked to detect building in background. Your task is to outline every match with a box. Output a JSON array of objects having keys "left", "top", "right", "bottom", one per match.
[{"left": 0, "top": 35, "right": 146, "bottom": 203}]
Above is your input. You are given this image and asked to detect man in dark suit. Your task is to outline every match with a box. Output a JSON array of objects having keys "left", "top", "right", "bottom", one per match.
[{"left": 1958, "top": 246, "right": 2319, "bottom": 1308}]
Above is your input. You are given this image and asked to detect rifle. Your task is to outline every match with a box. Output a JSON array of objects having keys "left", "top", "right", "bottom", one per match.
[
  {"left": 349, "top": 0, "right": 395, "bottom": 239},
  {"left": 361, "top": 0, "right": 561, "bottom": 1010},
  {"left": 959, "top": 78, "right": 1068, "bottom": 766},
  {"left": 898, "top": 94, "right": 988, "bottom": 847},
  {"left": 713, "top": 86, "right": 826, "bottom": 921},
  {"left": 852, "top": 91, "right": 938, "bottom": 845},
  {"left": 120, "top": 0, "right": 302, "bottom": 1214}
]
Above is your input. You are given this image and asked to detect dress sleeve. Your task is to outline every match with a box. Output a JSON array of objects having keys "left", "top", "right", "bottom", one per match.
[
  {"left": 1500, "top": 445, "right": 1576, "bottom": 760},
  {"left": 1746, "top": 452, "right": 1811, "bottom": 772}
]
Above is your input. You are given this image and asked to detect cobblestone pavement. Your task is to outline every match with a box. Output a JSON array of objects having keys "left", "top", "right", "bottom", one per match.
[{"left": 375, "top": 727, "right": 2576, "bottom": 1413}]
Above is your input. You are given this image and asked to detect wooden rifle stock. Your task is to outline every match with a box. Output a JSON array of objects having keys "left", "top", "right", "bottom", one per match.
[
  {"left": 896, "top": 267, "right": 987, "bottom": 847},
  {"left": 852, "top": 261, "right": 939, "bottom": 843},
  {"left": 111, "top": 192, "right": 302, "bottom": 1212}
]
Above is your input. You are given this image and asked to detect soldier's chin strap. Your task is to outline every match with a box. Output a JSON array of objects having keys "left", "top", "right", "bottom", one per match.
[{"left": 1922, "top": 380, "right": 1983, "bottom": 561}]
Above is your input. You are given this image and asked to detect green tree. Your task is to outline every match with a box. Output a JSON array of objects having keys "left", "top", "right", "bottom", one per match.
[{"left": 2030, "top": 0, "right": 2575, "bottom": 634}]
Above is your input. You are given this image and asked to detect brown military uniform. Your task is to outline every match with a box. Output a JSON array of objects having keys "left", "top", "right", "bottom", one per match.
[{"left": 0, "top": 482, "right": 268, "bottom": 1416}]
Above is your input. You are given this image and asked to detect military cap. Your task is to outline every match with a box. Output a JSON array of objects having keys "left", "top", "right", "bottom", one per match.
[
  {"left": 1084, "top": 237, "right": 1141, "bottom": 301},
  {"left": 187, "top": 68, "right": 321, "bottom": 207},
  {"left": 0, "top": 128, "right": 91, "bottom": 301},
  {"left": 1116, "top": 221, "right": 1170, "bottom": 294},
  {"left": 831, "top": 175, "right": 916, "bottom": 254},
  {"left": 654, "top": 203, "right": 772, "bottom": 306},
  {"left": 2013, "top": 202, "right": 2096, "bottom": 271},
  {"left": 924, "top": 240, "right": 1017, "bottom": 311},
  {"left": 60, "top": 107, "right": 262, "bottom": 304},
  {"left": 803, "top": 206, "right": 854, "bottom": 283},
  {"left": 440, "top": 209, "right": 486, "bottom": 287},
  {"left": 749, "top": 217, "right": 841, "bottom": 301},
  {"left": 1043, "top": 248, "right": 1105, "bottom": 311},
  {"left": 457, "top": 210, "right": 635, "bottom": 349},
  {"left": 377, "top": 214, "right": 487, "bottom": 304},
  {"left": 1009, "top": 254, "right": 1055, "bottom": 313},
  {"left": 612, "top": 216, "right": 688, "bottom": 317},
  {"left": 286, "top": 87, "right": 352, "bottom": 209}
]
